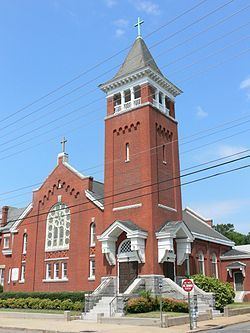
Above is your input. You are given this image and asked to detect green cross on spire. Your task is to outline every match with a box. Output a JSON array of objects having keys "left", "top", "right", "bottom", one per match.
[{"left": 134, "top": 17, "right": 144, "bottom": 37}]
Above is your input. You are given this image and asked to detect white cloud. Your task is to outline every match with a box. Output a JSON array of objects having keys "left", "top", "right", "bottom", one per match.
[
  {"left": 216, "top": 144, "right": 248, "bottom": 158},
  {"left": 240, "top": 76, "right": 250, "bottom": 99},
  {"left": 133, "top": 0, "right": 160, "bottom": 15},
  {"left": 191, "top": 198, "right": 250, "bottom": 221},
  {"left": 196, "top": 106, "right": 208, "bottom": 118},
  {"left": 114, "top": 18, "right": 129, "bottom": 28},
  {"left": 104, "top": 0, "right": 117, "bottom": 8},
  {"left": 115, "top": 29, "right": 125, "bottom": 38},
  {"left": 113, "top": 18, "right": 129, "bottom": 38}
]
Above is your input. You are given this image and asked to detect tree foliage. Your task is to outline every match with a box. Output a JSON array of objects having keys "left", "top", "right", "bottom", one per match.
[{"left": 214, "top": 223, "right": 250, "bottom": 245}]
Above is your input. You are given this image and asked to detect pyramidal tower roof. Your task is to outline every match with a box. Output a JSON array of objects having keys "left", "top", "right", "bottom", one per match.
[{"left": 113, "top": 36, "right": 163, "bottom": 80}]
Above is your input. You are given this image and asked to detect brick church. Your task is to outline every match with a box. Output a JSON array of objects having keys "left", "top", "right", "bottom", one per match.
[{"left": 0, "top": 28, "right": 249, "bottom": 301}]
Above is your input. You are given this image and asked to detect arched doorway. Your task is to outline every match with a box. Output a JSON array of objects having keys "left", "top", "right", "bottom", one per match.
[{"left": 118, "top": 239, "right": 138, "bottom": 293}]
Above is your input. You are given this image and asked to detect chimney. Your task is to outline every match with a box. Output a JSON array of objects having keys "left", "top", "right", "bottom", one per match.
[
  {"left": 1, "top": 206, "right": 9, "bottom": 228},
  {"left": 88, "top": 177, "right": 93, "bottom": 191},
  {"left": 206, "top": 219, "right": 213, "bottom": 227}
]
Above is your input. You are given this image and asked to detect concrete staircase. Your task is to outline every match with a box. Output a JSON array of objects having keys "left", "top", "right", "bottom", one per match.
[{"left": 83, "top": 296, "right": 115, "bottom": 321}]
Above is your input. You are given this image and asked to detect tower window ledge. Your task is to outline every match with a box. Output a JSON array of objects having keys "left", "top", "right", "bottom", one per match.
[{"left": 2, "top": 249, "right": 12, "bottom": 256}]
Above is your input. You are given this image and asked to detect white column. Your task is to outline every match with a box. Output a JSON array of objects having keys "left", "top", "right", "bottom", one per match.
[
  {"left": 155, "top": 89, "right": 159, "bottom": 109},
  {"left": 130, "top": 87, "right": 135, "bottom": 106},
  {"left": 121, "top": 90, "right": 125, "bottom": 110},
  {"left": 163, "top": 94, "right": 166, "bottom": 113}
]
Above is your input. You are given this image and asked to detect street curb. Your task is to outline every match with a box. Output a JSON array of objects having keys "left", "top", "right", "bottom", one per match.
[
  {"left": 0, "top": 327, "right": 78, "bottom": 333},
  {"left": 186, "top": 316, "right": 250, "bottom": 332}
]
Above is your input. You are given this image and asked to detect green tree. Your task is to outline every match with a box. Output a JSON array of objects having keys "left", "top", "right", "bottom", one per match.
[{"left": 214, "top": 223, "right": 250, "bottom": 245}]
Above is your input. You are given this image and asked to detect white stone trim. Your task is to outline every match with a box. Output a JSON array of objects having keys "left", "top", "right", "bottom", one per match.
[
  {"left": 158, "top": 204, "right": 177, "bottom": 212},
  {"left": 113, "top": 203, "right": 142, "bottom": 211},
  {"left": 10, "top": 203, "right": 33, "bottom": 232},
  {"left": 63, "top": 161, "right": 87, "bottom": 179},
  {"left": 101, "top": 67, "right": 182, "bottom": 98},
  {"left": 44, "top": 257, "right": 69, "bottom": 262},
  {"left": 42, "top": 278, "right": 68, "bottom": 283},
  {"left": 85, "top": 190, "right": 104, "bottom": 211},
  {"left": 192, "top": 232, "right": 234, "bottom": 246},
  {"left": 221, "top": 254, "right": 250, "bottom": 260}
]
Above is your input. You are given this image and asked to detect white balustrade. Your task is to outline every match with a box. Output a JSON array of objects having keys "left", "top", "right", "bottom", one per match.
[
  {"left": 133, "top": 97, "right": 141, "bottom": 106},
  {"left": 114, "top": 104, "right": 122, "bottom": 113},
  {"left": 124, "top": 101, "right": 132, "bottom": 110}
]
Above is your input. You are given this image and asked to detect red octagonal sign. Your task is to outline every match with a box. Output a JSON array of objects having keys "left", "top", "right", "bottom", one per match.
[{"left": 182, "top": 279, "right": 194, "bottom": 292}]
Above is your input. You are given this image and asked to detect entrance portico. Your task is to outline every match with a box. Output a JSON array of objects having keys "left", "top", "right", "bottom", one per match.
[
  {"left": 156, "top": 221, "right": 193, "bottom": 282},
  {"left": 98, "top": 220, "right": 148, "bottom": 293}
]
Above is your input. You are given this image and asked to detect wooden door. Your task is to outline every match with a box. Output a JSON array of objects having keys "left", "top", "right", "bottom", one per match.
[
  {"left": 163, "top": 262, "right": 175, "bottom": 281},
  {"left": 234, "top": 272, "right": 244, "bottom": 291},
  {"left": 119, "top": 261, "right": 138, "bottom": 293}
]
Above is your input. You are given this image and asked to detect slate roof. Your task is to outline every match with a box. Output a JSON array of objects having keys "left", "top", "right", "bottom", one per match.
[
  {"left": 0, "top": 206, "right": 27, "bottom": 233},
  {"left": 117, "top": 220, "right": 147, "bottom": 232},
  {"left": 157, "top": 220, "right": 183, "bottom": 233},
  {"left": 226, "top": 261, "right": 246, "bottom": 268},
  {"left": 112, "top": 37, "right": 163, "bottom": 81},
  {"left": 182, "top": 209, "right": 232, "bottom": 243},
  {"left": 221, "top": 248, "right": 250, "bottom": 257},
  {"left": 89, "top": 180, "right": 104, "bottom": 205}
]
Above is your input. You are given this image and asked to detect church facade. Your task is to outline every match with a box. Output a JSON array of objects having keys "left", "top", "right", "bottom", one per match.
[{"left": 0, "top": 35, "right": 249, "bottom": 299}]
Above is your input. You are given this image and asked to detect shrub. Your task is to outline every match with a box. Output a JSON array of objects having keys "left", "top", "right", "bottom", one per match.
[
  {"left": 193, "top": 274, "right": 235, "bottom": 311},
  {"left": 0, "top": 297, "right": 83, "bottom": 311},
  {"left": 162, "top": 297, "right": 188, "bottom": 313},
  {"left": 0, "top": 285, "right": 3, "bottom": 293},
  {"left": 125, "top": 295, "right": 188, "bottom": 314},
  {"left": 125, "top": 297, "right": 154, "bottom": 313},
  {"left": 0, "top": 291, "right": 85, "bottom": 303}
]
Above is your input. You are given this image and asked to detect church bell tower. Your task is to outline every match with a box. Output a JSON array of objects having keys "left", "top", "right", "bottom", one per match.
[{"left": 99, "top": 19, "right": 184, "bottom": 283}]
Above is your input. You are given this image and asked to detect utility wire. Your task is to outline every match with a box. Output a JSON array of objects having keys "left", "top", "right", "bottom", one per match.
[
  {"left": 0, "top": 0, "right": 239, "bottom": 132},
  {"left": 2, "top": 157, "right": 249, "bottom": 227}
]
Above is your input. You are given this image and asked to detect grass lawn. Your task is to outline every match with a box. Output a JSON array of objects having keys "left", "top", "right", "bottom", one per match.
[
  {"left": 0, "top": 308, "right": 81, "bottom": 315},
  {"left": 126, "top": 311, "right": 187, "bottom": 318},
  {"left": 227, "top": 302, "right": 250, "bottom": 308}
]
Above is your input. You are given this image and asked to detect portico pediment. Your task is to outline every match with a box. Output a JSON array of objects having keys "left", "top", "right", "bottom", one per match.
[
  {"left": 97, "top": 220, "right": 148, "bottom": 265},
  {"left": 156, "top": 221, "right": 193, "bottom": 263}
]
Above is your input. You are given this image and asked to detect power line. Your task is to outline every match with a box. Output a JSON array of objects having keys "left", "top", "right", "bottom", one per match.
[
  {"left": 0, "top": 0, "right": 209, "bottom": 125},
  {"left": 1, "top": 12, "right": 249, "bottom": 150},
  {"left": 2, "top": 157, "right": 249, "bottom": 227},
  {"left": 0, "top": 0, "right": 239, "bottom": 133}
]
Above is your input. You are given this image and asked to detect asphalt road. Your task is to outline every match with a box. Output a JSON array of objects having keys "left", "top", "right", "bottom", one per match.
[{"left": 202, "top": 321, "right": 250, "bottom": 332}]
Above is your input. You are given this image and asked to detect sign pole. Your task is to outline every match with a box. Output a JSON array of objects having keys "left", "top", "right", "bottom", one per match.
[{"left": 188, "top": 291, "right": 192, "bottom": 330}]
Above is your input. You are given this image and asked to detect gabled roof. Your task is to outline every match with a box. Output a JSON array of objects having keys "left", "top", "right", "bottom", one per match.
[
  {"left": 221, "top": 248, "right": 250, "bottom": 257},
  {"left": 0, "top": 206, "right": 28, "bottom": 233},
  {"left": 182, "top": 208, "right": 234, "bottom": 246},
  {"left": 226, "top": 261, "right": 246, "bottom": 269},
  {"left": 113, "top": 37, "right": 163, "bottom": 80}
]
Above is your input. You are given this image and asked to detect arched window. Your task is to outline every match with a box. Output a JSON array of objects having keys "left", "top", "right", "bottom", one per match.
[
  {"left": 125, "top": 143, "right": 130, "bottom": 162},
  {"left": 22, "top": 234, "right": 28, "bottom": 254},
  {"left": 198, "top": 251, "right": 205, "bottom": 275},
  {"left": 119, "top": 239, "right": 132, "bottom": 255},
  {"left": 90, "top": 223, "right": 96, "bottom": 247},
  {"left": 45, "top": 203, "right": 70, "bottom": 251},
  {"left": 211, "top": 253, "right": 218, "bottom": 278}
]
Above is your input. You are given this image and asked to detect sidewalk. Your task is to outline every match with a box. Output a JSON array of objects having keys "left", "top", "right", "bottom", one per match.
[{"left": 0, "top": 313, "right": 249, "bottom": 333}]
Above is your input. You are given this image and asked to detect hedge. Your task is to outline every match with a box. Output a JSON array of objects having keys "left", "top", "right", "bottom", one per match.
[
  {"left": 0, "top": 285, "right": 3, "bottom": 293},
  {"left": 193, "top": 274, "right": 235, "bottom": 311},
  {"left": 0, "top": 297, "right": 83, "bottom": 311},
  {"left": 125, "top": 295, "right": 188, "bottom": 314},
  {"left": 0, "top": 291, "right": 85, "bottom": 303}
]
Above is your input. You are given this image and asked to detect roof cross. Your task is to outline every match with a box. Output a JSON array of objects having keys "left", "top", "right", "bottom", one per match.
[
  {"left": 134, "top": 17, "right": 144, "bottom": 37},
  {"left": 61, "top": 137, "right": 67, "bottom": 153}
]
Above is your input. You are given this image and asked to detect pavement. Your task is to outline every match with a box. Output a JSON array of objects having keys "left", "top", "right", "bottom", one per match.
[{"left": 0, "top": 313, "right": 249, "bottom": 333}]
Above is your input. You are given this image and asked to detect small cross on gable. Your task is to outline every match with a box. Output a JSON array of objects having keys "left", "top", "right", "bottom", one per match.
[{"left": 61, "top": 137, "right": 67, "bottom": 153}]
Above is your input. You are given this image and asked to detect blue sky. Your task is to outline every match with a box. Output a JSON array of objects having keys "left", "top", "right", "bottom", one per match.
[{"left": 0, "top": 0, "right": 249, "bottom": 233}]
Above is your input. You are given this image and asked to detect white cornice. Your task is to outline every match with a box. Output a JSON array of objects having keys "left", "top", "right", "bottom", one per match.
[
  {"left": 220, "top": 254, "right": 250, "bottom": 260},
  {"left": 11, "top": 203, "right": 33, "bottom": 232},
  {"left": 85, "top": 190, "right": 104, "bottom": 211},
  {"left": 193, "top": 232, "right": 234, "bottom": 246},
  {"left": 100, "top": 67, "right": 182, "bottom": 98},
  {"left": 63, "top": 162, "right": 88, "bottom": 180}
]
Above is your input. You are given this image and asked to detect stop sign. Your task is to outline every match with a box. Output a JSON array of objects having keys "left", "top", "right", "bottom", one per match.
[{"left": 182, "top": 279, "right": 194, "bottom": 292}]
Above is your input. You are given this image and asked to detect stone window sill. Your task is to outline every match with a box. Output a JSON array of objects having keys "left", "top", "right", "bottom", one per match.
[
  {"left": 88, "top": 276, "right": 95, "bottom": 281},
  {"left": 42, "top": 278, "right": 68, "bottom": 283}
]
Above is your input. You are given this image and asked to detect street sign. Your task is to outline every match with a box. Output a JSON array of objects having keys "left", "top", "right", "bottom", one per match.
[{"left": 182, "top": 278, "right": 194, "bottom": 292}]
